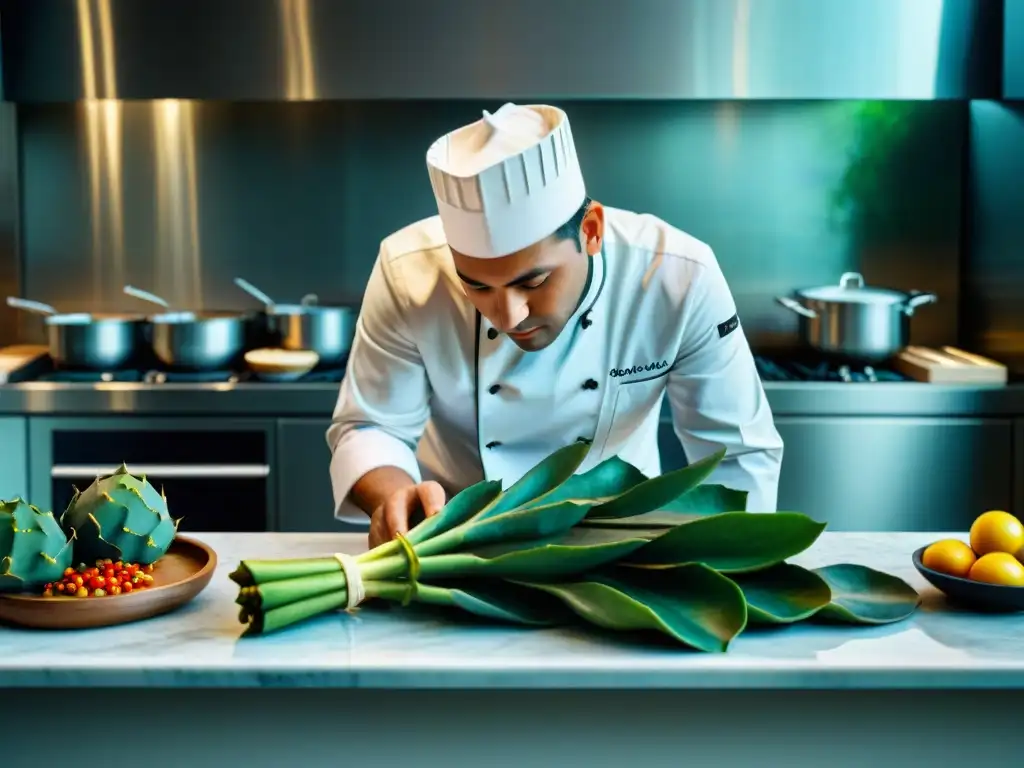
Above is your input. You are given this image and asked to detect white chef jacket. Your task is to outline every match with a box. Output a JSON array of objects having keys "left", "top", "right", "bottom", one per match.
[{"left": 327, "top": 206, "right": 783, "bottom": 525}]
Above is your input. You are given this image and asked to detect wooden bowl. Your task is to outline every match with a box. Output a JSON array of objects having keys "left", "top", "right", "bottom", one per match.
[
  {"left": 245, "top": 347, "right": 319, "bottom": 381},
  {"left": 0, "top": 536, "right": 217, "bottom": 629},
  {"left": 912, "top": 546, "right": 1024, "bottom": 612}
]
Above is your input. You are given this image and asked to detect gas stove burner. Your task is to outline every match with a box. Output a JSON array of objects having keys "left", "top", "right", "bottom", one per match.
[
  {"left": 10, "top": 354, "right": 349, "bottom": 384},
  {"left": 37, "top": 369, "right": 144, "bottom": 383},
  {"left": 837, "top": 363, "right": 877, "bottom": 383},
  {"left": 297, "top": 366, "right": 347, "bottom": 383},
  {"left": 754, "top": 356, "right": 908, "bottom": 383},
  {"left": 143, "top": 369, "right": 248, "bottom": 384}
]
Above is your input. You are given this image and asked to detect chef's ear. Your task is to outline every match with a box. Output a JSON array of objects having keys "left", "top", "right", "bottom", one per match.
[{"left": 581, "top": 201, "right": 605, "bottom": 256}]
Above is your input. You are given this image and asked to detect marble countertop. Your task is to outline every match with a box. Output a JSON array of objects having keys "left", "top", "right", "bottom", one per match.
[{"left": 1, "top": 531, "right": 1022, "bottom": 689}]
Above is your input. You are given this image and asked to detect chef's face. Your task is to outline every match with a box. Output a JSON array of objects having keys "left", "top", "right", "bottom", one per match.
[{"left": 452, "top": 200, "right": 605, "bottom": 351}]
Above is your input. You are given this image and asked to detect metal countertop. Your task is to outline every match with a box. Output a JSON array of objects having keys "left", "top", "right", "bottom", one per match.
[{"left": 1, "top": 380, "right": 1023, "bottom": 418}]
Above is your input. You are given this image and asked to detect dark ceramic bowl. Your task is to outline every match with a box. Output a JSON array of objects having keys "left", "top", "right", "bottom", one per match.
[{"left": 912, "top": 546, "right": 1024, "bottom": 612}]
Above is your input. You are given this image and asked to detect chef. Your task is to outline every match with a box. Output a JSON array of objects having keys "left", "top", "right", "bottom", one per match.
[{"left": 327, "top": 103, "right": 784, "bottom": 547}]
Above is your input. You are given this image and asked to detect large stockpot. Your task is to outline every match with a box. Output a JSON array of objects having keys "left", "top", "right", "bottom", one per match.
[
  {"left": 6, "top": 296, "right": 148, "bottom": 370},
  {"left": 775, "top": 272, "right": 938, "bottom": 363},
  {"left": 234, "top": 278, "right": 356, "bottom": 366},
  {"left": 123, "top": 286, "right": 253, "bottom": 371}
]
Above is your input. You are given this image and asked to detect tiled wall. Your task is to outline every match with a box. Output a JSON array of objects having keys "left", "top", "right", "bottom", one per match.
[{"left": 14, "top": 100, "right": 967, "bottom": 351}]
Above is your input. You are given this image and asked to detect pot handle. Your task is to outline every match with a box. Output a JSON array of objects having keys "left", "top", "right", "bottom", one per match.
[
  {"left": 6, "top": 296, "right": 58, "bottom": 316},
  {"left": 123, "top": 285, "right": 172, "bottom": 309},
  {"left": 839, "top": 272, "right": 865, "bottom": 288},
  {"left": 775, "top": 296, "right": 818, "bottom": 319},
  {"left": 234, "top": 277, "right": 276, "bottom": 308},
  {"left": 903, "top": 291, "right": 938, "bottom": 315}
]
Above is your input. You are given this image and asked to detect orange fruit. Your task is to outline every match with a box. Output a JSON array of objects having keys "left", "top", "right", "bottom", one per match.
[
  {"left": 921, "top": 539, "right": 976, "bottom": 578},
  {"left": 968, "top": 552, "right": 1024, "bottom": 586},
  {"left": 969, "top": 510, "right": 1024, "bottom": 556}
]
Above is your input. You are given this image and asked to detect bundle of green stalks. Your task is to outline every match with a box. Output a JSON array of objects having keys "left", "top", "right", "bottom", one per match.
[{"left": 230, "top": 444, "right": 919, "bottom": 651}]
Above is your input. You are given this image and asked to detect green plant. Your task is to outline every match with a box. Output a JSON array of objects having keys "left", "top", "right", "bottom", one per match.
[
  {"left": 230, "top": 444, "right": 920, "bottom": 649},
  {"left": 60, "top": 464, "right": 180, "bottom": 566},
  {"left": 0, "top": 498, "right": 75, "bottom": 592}
]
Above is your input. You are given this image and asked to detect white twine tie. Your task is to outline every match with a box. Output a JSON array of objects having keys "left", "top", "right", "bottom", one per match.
[{"left": 332, "top": 552, "right": 365, "bottom": 610}]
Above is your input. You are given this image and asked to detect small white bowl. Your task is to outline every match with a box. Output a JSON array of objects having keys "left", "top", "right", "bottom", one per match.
[{"left": 244, "top": 348, "right": 319, "bottom": 381}]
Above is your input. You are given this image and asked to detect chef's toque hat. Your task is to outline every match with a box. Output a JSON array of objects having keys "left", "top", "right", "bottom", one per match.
[{"left": 425, "top": 103, "right": 587, "bottom": 259}]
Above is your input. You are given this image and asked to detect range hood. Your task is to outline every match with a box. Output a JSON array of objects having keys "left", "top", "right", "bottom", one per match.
[{"left": 0, "top": 0, "right": 1003, "bottom": 102}]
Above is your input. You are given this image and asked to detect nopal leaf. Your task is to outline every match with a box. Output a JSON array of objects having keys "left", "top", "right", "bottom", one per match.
[
  {"left": 580, "top": 483, "right": 747, "bottom": 529},
  {"left": 659, "top": 484, "right": 748, "bottom": 516},
  {"left": 405, "top": 479, "right": 503, "bottom": 546},
  {"left": 472, "top": 441, "right": 590, "bottom": 521},
  {"left": 522, "top": 456, "right": 648, "bottom": 510},
  {"left": 624, "top": 511, "right": 826, "bottom": 573},
  {"left": 728, "top": 563, "right": 832, "bottom": 624},
  {"left": 410, "top": 580, "right": 573, "bottom": 626},
  {"left": 515, "top": 562, "right": 747, "bottom": 652},
  {"left": 422, "top": 527, "right": 655, "bottom": 580},
  {"left": 456, "top": 500, "right": 593, "bottom": 549},
  {"left": 811, "top": 564, "right": 920, "bottom": 625},
  {"left": 585, "top": 447, "right": 726, "bottom": 519}
]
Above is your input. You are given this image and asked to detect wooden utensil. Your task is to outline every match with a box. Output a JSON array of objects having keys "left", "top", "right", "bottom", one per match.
[
  {"left": 0, "top": 536, "right": 217, "bottom": 630},
  {"left": 893, "top": 346, "right": 1008, "bottom": 384}
]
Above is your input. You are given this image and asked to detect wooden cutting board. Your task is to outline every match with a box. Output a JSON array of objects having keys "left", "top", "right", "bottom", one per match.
[
  {"left": 893, "top": 346, "right": 1008, "bottom": 384},
  {"left": 0, "top": 344, "right": 48, "bottom": 383}
]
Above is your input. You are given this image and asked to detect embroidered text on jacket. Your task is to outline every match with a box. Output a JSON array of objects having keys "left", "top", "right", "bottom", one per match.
[{"left": 609, "top": 360, "right": 669, "bottom": 378}]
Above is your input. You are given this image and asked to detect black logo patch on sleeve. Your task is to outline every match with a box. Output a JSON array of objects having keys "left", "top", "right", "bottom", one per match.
[{"left": 717, "top": 313, "right": 739, "bottom": 338}]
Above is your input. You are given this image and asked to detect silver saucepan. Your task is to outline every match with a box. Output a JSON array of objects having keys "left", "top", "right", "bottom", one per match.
[
  {"left": 234, "top": 277, "right": 356, "bottom": 367},
  {"left": 123, "top": 286, "right": 252, "bottom": 371},
  {"left": 6, "top": 296, "right": 148, "bottom": 370},
  {"left": 775, "top": 272, "right": 938, "bottom": 363}
]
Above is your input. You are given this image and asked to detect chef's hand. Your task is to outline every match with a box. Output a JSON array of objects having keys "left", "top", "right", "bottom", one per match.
[{"left": 368, "top": 481, "right": 447, "bottom": 549}]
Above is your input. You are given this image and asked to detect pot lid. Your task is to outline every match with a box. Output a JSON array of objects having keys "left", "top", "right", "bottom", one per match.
[{"left": 797, "top": 272, "right": 907, "bottom": 304}]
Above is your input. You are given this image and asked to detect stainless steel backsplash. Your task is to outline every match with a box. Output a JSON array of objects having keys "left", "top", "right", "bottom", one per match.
[
  {"left": 11, "top": 100, "right": 966, "bottom": 350},
  {"left": 964, "top": 101, "right": 1024, "bottom": 376}
]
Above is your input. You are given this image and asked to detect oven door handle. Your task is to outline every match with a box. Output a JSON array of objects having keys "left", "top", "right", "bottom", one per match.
[{"left": 50, "top": 464, "right": 271, "bottom": 479}]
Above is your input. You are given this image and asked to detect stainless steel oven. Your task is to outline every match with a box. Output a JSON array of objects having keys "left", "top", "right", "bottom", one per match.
[{"left": 28, "top": 417, "right": 277, "bottom": 532}]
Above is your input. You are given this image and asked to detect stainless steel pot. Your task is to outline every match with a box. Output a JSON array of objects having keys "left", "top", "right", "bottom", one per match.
[
  {"left": 123, "top": 286, "right": 252, "bottom": 371},
  {"left": 6, "top": 296, "right": 148, "bottom": 370},
  {"left": 776, "top": 272, "right": 938, "bottom": 362},
  {"left": 234, "top": 277, "right": 356, "bottom": 366}
]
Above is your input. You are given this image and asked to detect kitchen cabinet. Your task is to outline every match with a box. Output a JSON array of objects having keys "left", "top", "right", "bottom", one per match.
[
  {"left": 276, "top": 419, "right": 366, "bottom": 532},
  {"left": 659, "top": 417, "right": 1015, "bottom": 532},
  {"left": 0, "top": 417, "right": 28, "bottom": 502}
]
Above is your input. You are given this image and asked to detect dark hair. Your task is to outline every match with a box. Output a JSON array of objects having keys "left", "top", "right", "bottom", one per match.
[{"left": 551, "top": 196, "right": 593, "bottom": 251}]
